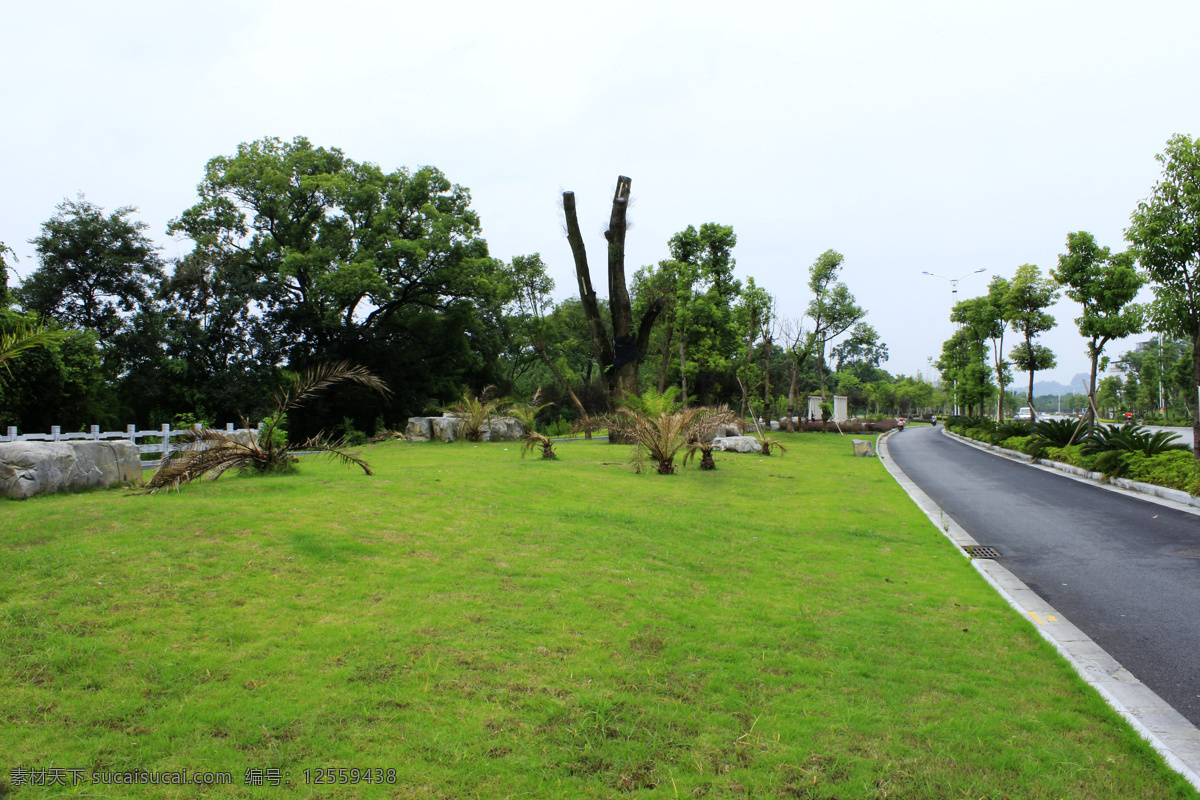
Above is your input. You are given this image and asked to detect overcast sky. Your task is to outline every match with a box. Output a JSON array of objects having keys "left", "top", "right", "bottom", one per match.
[{"left": 4, "top": 1, "right": 1198, "bottom": 390}]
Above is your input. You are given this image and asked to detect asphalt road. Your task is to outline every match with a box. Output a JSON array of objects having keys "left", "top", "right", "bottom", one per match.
[{"left": 888, "top": 424, "right": 1200, "bottom": 726}]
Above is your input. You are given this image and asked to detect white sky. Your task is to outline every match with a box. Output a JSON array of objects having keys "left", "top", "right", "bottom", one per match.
[{"left": 4, "top": 0, "right": 1198, "bottom": 388}]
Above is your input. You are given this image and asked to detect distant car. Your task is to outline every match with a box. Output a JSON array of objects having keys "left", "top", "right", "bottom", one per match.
[{"left": 1015, "top": 407, "right": 1033, "bottom": 421}]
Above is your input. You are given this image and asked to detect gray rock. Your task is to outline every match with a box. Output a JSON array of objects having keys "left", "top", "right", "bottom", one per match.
[
  {"left": 0, "top": 440, "right": 142, "bottom": 500},
  {"left": 770, "top": 420, "right": 780, "bottom": 431},
  {"left": 481, "top": 416, "right": 525, "bottom": 442},
  {"left": 712, "top": 435, "right": 762, "bottom": 454},
  {"left": 405, "top": 417, "right": 432, "bottom": 442},
  {"left": 430, "top": 417, "right": 459, "bottom": 442},
  {"left": 852, "top": 439, "right": 876, "bottom": 457}
]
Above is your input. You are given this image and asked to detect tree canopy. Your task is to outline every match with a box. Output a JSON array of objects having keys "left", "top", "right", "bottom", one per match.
[{"left": 1127, "top": 133, "right": 1200, "bottom": 454}]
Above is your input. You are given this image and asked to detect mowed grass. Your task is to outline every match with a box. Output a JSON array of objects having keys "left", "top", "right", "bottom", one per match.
[{"left": 1, "top": 433, "right": 1196, "bottom": 799}]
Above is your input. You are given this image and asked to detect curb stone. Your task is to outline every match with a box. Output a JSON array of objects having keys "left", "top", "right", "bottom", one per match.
[{"left": 876, "top": 428, "right": 1200, "bottom": 791}]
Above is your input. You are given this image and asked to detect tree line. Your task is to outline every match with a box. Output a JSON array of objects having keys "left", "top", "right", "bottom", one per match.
[
  {"left": 1, "top": 137, "right": 938, "bottom": 437},
  {"left": 935, "top": 133, "right": 1200, "bottom": 455}
]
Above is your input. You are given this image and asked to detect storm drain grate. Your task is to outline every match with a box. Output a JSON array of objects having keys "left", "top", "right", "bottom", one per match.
[{"left": 965, "top": 545, "right": 1002, "bottom": 559}]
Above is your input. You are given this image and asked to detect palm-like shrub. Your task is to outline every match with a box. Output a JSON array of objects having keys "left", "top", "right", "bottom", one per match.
[
  {"left": 448, "top": 385, "right": 505, "bottom": 442},
  {"left": 1033, "top": 418, "right": 1088, "bottom": 448},
  {"left": 1083, "top": 423, "right": 1191, "bottom": 457},
  {"left": 610, "top": 387, "right": 696, "bottom": 474},
  {"left": 511, "top": 389, "right": 557, "bottom": 460},
  {"left": 140, "top": 362, "right": 390, "bottom": 493}
]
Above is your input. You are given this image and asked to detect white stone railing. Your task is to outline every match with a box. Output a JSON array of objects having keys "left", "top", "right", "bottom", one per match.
[{"left": 1, "top": 423, "right": 261, "bottom": 469}]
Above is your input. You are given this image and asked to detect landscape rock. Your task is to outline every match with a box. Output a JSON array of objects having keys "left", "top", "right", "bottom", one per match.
[
  {"left": 481, "top": 416, "right": 524, "bottom": 442},
  {"left": 430, "top": 417, "right": 459, "bottom": 442},
  {"left": 852, "top": 439, "right": 876, "bottom": 457},
  {"left": 712, "top": 435, "right": 761, "bottom": 454},
  {"left": 0, "top": 440, "right": 142, "bottom": 500},
  {"left": 405, "top": 417, "right": 433, "bottom": 442}
]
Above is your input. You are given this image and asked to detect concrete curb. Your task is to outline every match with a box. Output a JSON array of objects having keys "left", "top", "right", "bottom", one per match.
[{"left": 877, "top": 428, "right": 1200, "bottom": 791}]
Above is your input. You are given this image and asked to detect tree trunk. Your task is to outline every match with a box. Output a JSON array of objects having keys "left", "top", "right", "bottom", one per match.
[
  {"left": 817, "top": 340, "right": 827, "bottom": 400},
  {"left": 785, "top": 362, "right": 800, "bottom": 432},
  {"left": 657, "top": 326, "right": 673, "bottom": 394},
  {"left": 605, "top": 176, "right": 637, "bottom": 402},
  {"left": 563, "top": 191, "right": 614, "bottom": 410},
  {"left": 563, "top": 177, "right": 663, "bottom": 444},
  {"left": 763, "top": 337, "right": 772, "bottom": 423},
  {"left": 679, "top": 332, "right": 688, "bottom": 406},
  {"left": 1193, "top": 329, "right": 1200, "bottom": 463},
  {"left": 537, "top": 346, "right": 592, "bottom": 439}
]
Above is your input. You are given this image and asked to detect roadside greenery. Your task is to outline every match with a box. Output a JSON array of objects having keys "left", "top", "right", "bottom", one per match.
[
  {"left": 2, "top": 435, "right": 1197, "bottom": 798},
  {"left": 945, "top": 417, "right": 1198, "bottom": 493}
]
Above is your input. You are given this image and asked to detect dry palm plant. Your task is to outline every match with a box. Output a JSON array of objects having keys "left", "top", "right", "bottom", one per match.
[
  {"left": 137, "top": 362, "right": 390, "bottom": 493},
  {"left": 510, "top": 388, "right": 557, "bottom": 459},
  {"left": 447, "top": 385, "right": 505, "bottom": 442},
  {"left": 682, "top": 405, "right": 738, "bottom": 470},
  {"left": 612, "top": 387, "right": 709, "bottom": 475},
  {"left": 757, "top": 436, "right": 788, "bottom": 457}
]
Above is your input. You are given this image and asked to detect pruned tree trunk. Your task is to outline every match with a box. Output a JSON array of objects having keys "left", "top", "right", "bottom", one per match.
[
  {"left": 606, "top": 176, "right": 637, "bottom": 402},
  {"left": 563, "top": 177, "right": 663, "bottom": 441},
  {"left": 657, "top": 326, "right": 673, "bottom": 394},
  {"left": 563, "top": 191, "right": 614, "bottom": 409}
]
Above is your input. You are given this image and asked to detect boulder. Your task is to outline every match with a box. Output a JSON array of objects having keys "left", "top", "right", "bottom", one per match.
[
  {"left": 852, "top": 439, "right": 876, "bottom": 457},
  {"left": 0, "top": 440, "right": 142, "bottom": 500},
  {"left": 481, "top": 416, "right": 525, "bottom": 442},
  {"left": 430, "top": 417, "right": 459, "bottom": 442},
  {"left": 712, "top": 435, "right": 762, "bottom": 454},
  {"left": 405, "top": 417, "right": 433, "bottom": 442}
]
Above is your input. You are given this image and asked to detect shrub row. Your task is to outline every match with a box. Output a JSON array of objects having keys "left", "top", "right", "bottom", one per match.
[{"left": 944, "top": 416, "right": 1199, "bottom": 495}]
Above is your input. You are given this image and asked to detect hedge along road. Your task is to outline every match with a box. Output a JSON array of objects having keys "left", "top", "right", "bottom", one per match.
[{"left": 887, "top": 423, "right": 1200, "bottom": 727}]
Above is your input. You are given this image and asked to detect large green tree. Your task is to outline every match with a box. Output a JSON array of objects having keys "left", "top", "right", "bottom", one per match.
[
  {"left": 1126, "top": 133, "right": 1200, "bottom": 455},
  {"left": 1052, "top": 231, "right": 1144, "bottom": 426},
  {"left": 170, "top": 136, "right": 517, "bottom": 431},
  {"left": 0, "top": 241, "right": 13, "bottom": 304},
  {"left": 17, "top": 197, "right": 164, "bottom": 350},
  {"left": 935, "top": 325, "right": 993, "bottom": 417},
  {"left": 1004, "top": 264, "right": 1059, "bottom": 421},
  {"left": 952, "top": 278, "right": 1011, "bottom": 419},
  {"left": 805, "top": 249, "right": 866, "bottom": 402},
  {"left": 666, "top": 223, "right": 740, "bottom": 406}
]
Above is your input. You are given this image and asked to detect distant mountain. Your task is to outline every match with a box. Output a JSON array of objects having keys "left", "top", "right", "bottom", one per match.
[{"left": 1027, "top": 373, "right": 1091, "bottom": 398}]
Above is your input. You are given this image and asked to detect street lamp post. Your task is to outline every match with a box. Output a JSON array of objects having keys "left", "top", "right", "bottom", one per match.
[{"left": 923, "top": 268, "right": 987, "bottom": 416}]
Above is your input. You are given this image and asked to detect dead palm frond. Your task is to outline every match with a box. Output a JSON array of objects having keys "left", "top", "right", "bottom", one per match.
[{"left": 137, "top": 362, "right": 390, "bottom": 494}]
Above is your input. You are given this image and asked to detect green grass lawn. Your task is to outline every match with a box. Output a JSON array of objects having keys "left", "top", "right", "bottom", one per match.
[{"left": 2, "top": 433, "right": 1196, "bottom": 799}]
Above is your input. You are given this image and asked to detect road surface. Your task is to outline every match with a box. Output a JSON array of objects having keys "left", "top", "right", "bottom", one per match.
[{"left": 888, "top": 424, "right": 1200, "bottom": 726}]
